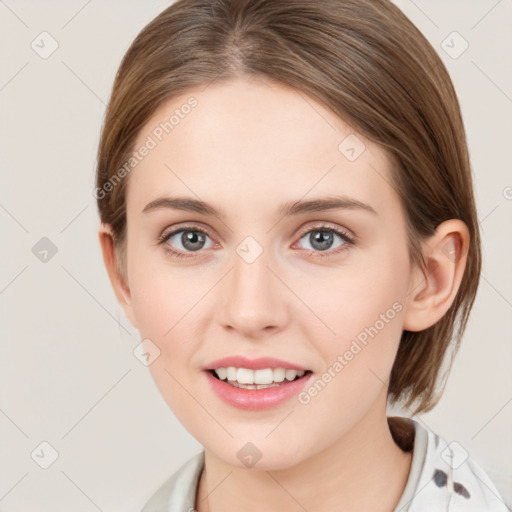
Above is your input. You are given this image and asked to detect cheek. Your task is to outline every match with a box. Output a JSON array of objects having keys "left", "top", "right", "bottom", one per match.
[
  {"left": 127, "top": 265, "right": 206, "bottom": 417},
  {"left": 295, "top": 257, "right": 408, "bottom": 346},
  {"left": 126, "top": 253, "right": 205, "bottom": 393},
  {"left": 128, "top": 244, "right": 206, "bottom": 338},
  {"left": 293, "top": 271, "right": 406, "bottom": 447},
  {"left": 293, "top": 247, "right": 409, "bottom": 400}
]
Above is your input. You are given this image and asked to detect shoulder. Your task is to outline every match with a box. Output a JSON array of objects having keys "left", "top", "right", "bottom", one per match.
[
  {"left": 140, "top": 451, "right": 205, "bottom": 512},
  {"left": 396, "top": 417, "right": 509, "bottom": 512}
]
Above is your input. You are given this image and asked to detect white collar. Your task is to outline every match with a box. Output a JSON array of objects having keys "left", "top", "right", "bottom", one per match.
[{"left": 141, "top": 416, "right": 508, "bottom": 511}]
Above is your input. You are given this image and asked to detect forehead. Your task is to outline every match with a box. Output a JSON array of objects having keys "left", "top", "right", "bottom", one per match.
[{"left": 128, "top": 76, "right": 397, "bottom": 218}]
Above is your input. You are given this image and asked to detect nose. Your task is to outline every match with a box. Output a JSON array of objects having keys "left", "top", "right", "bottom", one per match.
[{"left": 217, "top": 246, "right": 289, "bottom": 339}]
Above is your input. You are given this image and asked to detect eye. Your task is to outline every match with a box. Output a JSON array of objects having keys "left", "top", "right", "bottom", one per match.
[
  {"left": 294, "top": 225, "right": 354, "bottom": 257},
  {"left": 157, "top": 223, "right": 355, "bottom": 261},
  {"left": 157, "top": 226, "right": 215, "bottom": 259}
]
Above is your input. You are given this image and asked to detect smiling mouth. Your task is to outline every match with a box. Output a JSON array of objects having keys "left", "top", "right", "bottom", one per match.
[{"left": 208, "top": 368, "right": 313, "bottom": 390}]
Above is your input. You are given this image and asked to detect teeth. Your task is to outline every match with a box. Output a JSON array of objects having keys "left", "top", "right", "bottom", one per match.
[
  {"left": 215, "top": 367, "right": 227, "bottom": 380},
  {"left": 226, "top": 367, "right": 237, "bottom": 381},
  {"left": 230, "top": 381, "right": 282, "bottom": 390},
  {"left": 285, "top": 369, "right": 299, "bottom": 381},
  {"left": 213, "top": 367, "right": 306, "bottom": 385},
  {"left": 237, "top": 367, "right": 255, "bottom": 384},
  {"left": 273, "top": 367, "right": 286, "bottom": 382}
]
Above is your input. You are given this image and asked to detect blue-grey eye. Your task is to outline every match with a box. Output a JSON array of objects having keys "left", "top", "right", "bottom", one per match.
[
  {"left": 298, "top": 229, "right": 347, "bottom": 252},
  {"left": 166, "top": 229, "right": 214, "bottom": 252}
]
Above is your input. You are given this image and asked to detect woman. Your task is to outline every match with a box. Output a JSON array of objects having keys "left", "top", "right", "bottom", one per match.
[{"left": 95, "top": 0, "right": 508, "bottom": 510}]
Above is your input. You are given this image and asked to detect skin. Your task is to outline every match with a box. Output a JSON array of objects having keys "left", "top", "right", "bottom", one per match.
[{"left": 99, "top": 76, "right": 469, "bottom": 512}]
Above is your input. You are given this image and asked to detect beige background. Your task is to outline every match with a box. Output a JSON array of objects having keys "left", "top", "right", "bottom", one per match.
[{"left": 1, "top": 0, "right": 511, "bottom": 510}]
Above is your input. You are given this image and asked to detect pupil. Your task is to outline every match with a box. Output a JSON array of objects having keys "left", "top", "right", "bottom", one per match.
[{"left": 311, "top": 231, "right": 332, "bottom": 251}]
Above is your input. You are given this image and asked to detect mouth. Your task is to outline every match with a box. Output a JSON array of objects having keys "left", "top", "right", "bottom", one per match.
[
  {"left": 207, "top": 367, "right": 313, "bottom": 390},
  {"left": 204, "top": 363, "right": 315, "bottom": 410}
]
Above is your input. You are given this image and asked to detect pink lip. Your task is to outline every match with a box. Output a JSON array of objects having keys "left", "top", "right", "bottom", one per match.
[
  {"left": 203, "top": 370, "right": 314, "bottom": 411},
  {"left": 204, "top": 356, "right": 309, "bottom": 371}
]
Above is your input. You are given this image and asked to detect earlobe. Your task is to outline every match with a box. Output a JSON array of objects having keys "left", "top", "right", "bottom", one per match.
[
  {"left": 402, "top": 220, "right": 469, "bottom": 332},
  {"left": 97, "top": 224, "right": 138, "bottom": 328}
]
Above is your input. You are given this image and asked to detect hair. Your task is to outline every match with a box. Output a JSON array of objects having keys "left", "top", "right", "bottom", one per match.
[{"left": 95, "top": 0, "right": 481, "bottom": 415}]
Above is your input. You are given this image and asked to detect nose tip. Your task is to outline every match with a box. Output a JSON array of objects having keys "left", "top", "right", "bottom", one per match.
[{"left": 217, "top": 247, "right": 288, "bottom": 338}]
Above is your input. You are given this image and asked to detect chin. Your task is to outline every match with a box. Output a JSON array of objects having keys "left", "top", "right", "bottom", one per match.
[{"left": 204, "top": 436, "right": 310, "bottom": 471}]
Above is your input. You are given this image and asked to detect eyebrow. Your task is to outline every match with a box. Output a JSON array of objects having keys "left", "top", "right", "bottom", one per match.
[{"left": 142, "top": 195, "right": 378, "bottom": 218}]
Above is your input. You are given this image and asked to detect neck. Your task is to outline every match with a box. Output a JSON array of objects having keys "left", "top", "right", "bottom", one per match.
[{"left": 195, "top": 400, "right": 413, "bottom": 512}]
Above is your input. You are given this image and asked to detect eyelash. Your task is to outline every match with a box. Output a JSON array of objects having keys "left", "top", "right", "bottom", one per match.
[{"left": 156, "top": 223, "right": 355, "bottom": 260}]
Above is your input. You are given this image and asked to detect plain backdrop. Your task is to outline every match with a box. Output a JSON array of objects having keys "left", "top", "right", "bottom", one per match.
[{"left": 1, "top": 0, "right": 511, "bottom": 510}]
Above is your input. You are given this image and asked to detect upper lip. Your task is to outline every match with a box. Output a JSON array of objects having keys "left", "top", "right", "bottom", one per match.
[{"left": 204, "top": 356, "right": 310, "bottom": 371}]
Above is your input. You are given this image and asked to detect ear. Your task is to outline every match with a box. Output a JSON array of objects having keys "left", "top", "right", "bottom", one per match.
[
  {"left": 403, "top": 219, "right": 470, "bottom": 332},
  {"left": 97, "top": 223, "right": 138, "bottom": 329}
]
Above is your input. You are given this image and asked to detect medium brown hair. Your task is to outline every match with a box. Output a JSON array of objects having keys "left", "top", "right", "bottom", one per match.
[{"left": 95, "top": 0, "right": 481, "bottom": 415}]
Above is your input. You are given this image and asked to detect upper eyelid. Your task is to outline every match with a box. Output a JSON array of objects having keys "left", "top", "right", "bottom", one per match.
[
  {"left": 296, "top": 222, "right": 354, "bottom": 240},
  {"left": 159, "top": 222, "right": 211, "bottom": 239},
  {"left": 160, "top": 221, "right": 352, "bottom": 237}
]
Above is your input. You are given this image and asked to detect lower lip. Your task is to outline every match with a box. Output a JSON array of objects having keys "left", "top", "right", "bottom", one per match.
[{"left": 204, "top": 370, "right": 314, "bottom": 410}]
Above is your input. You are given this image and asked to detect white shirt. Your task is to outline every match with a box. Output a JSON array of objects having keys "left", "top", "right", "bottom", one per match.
[{"left": 141, "top": 416, "right": 509, "bottom": 511}]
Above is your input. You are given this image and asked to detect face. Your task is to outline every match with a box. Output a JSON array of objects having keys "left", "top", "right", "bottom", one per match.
[{"left": 122, "top": 76, "right": 413, "bottom": 469}]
